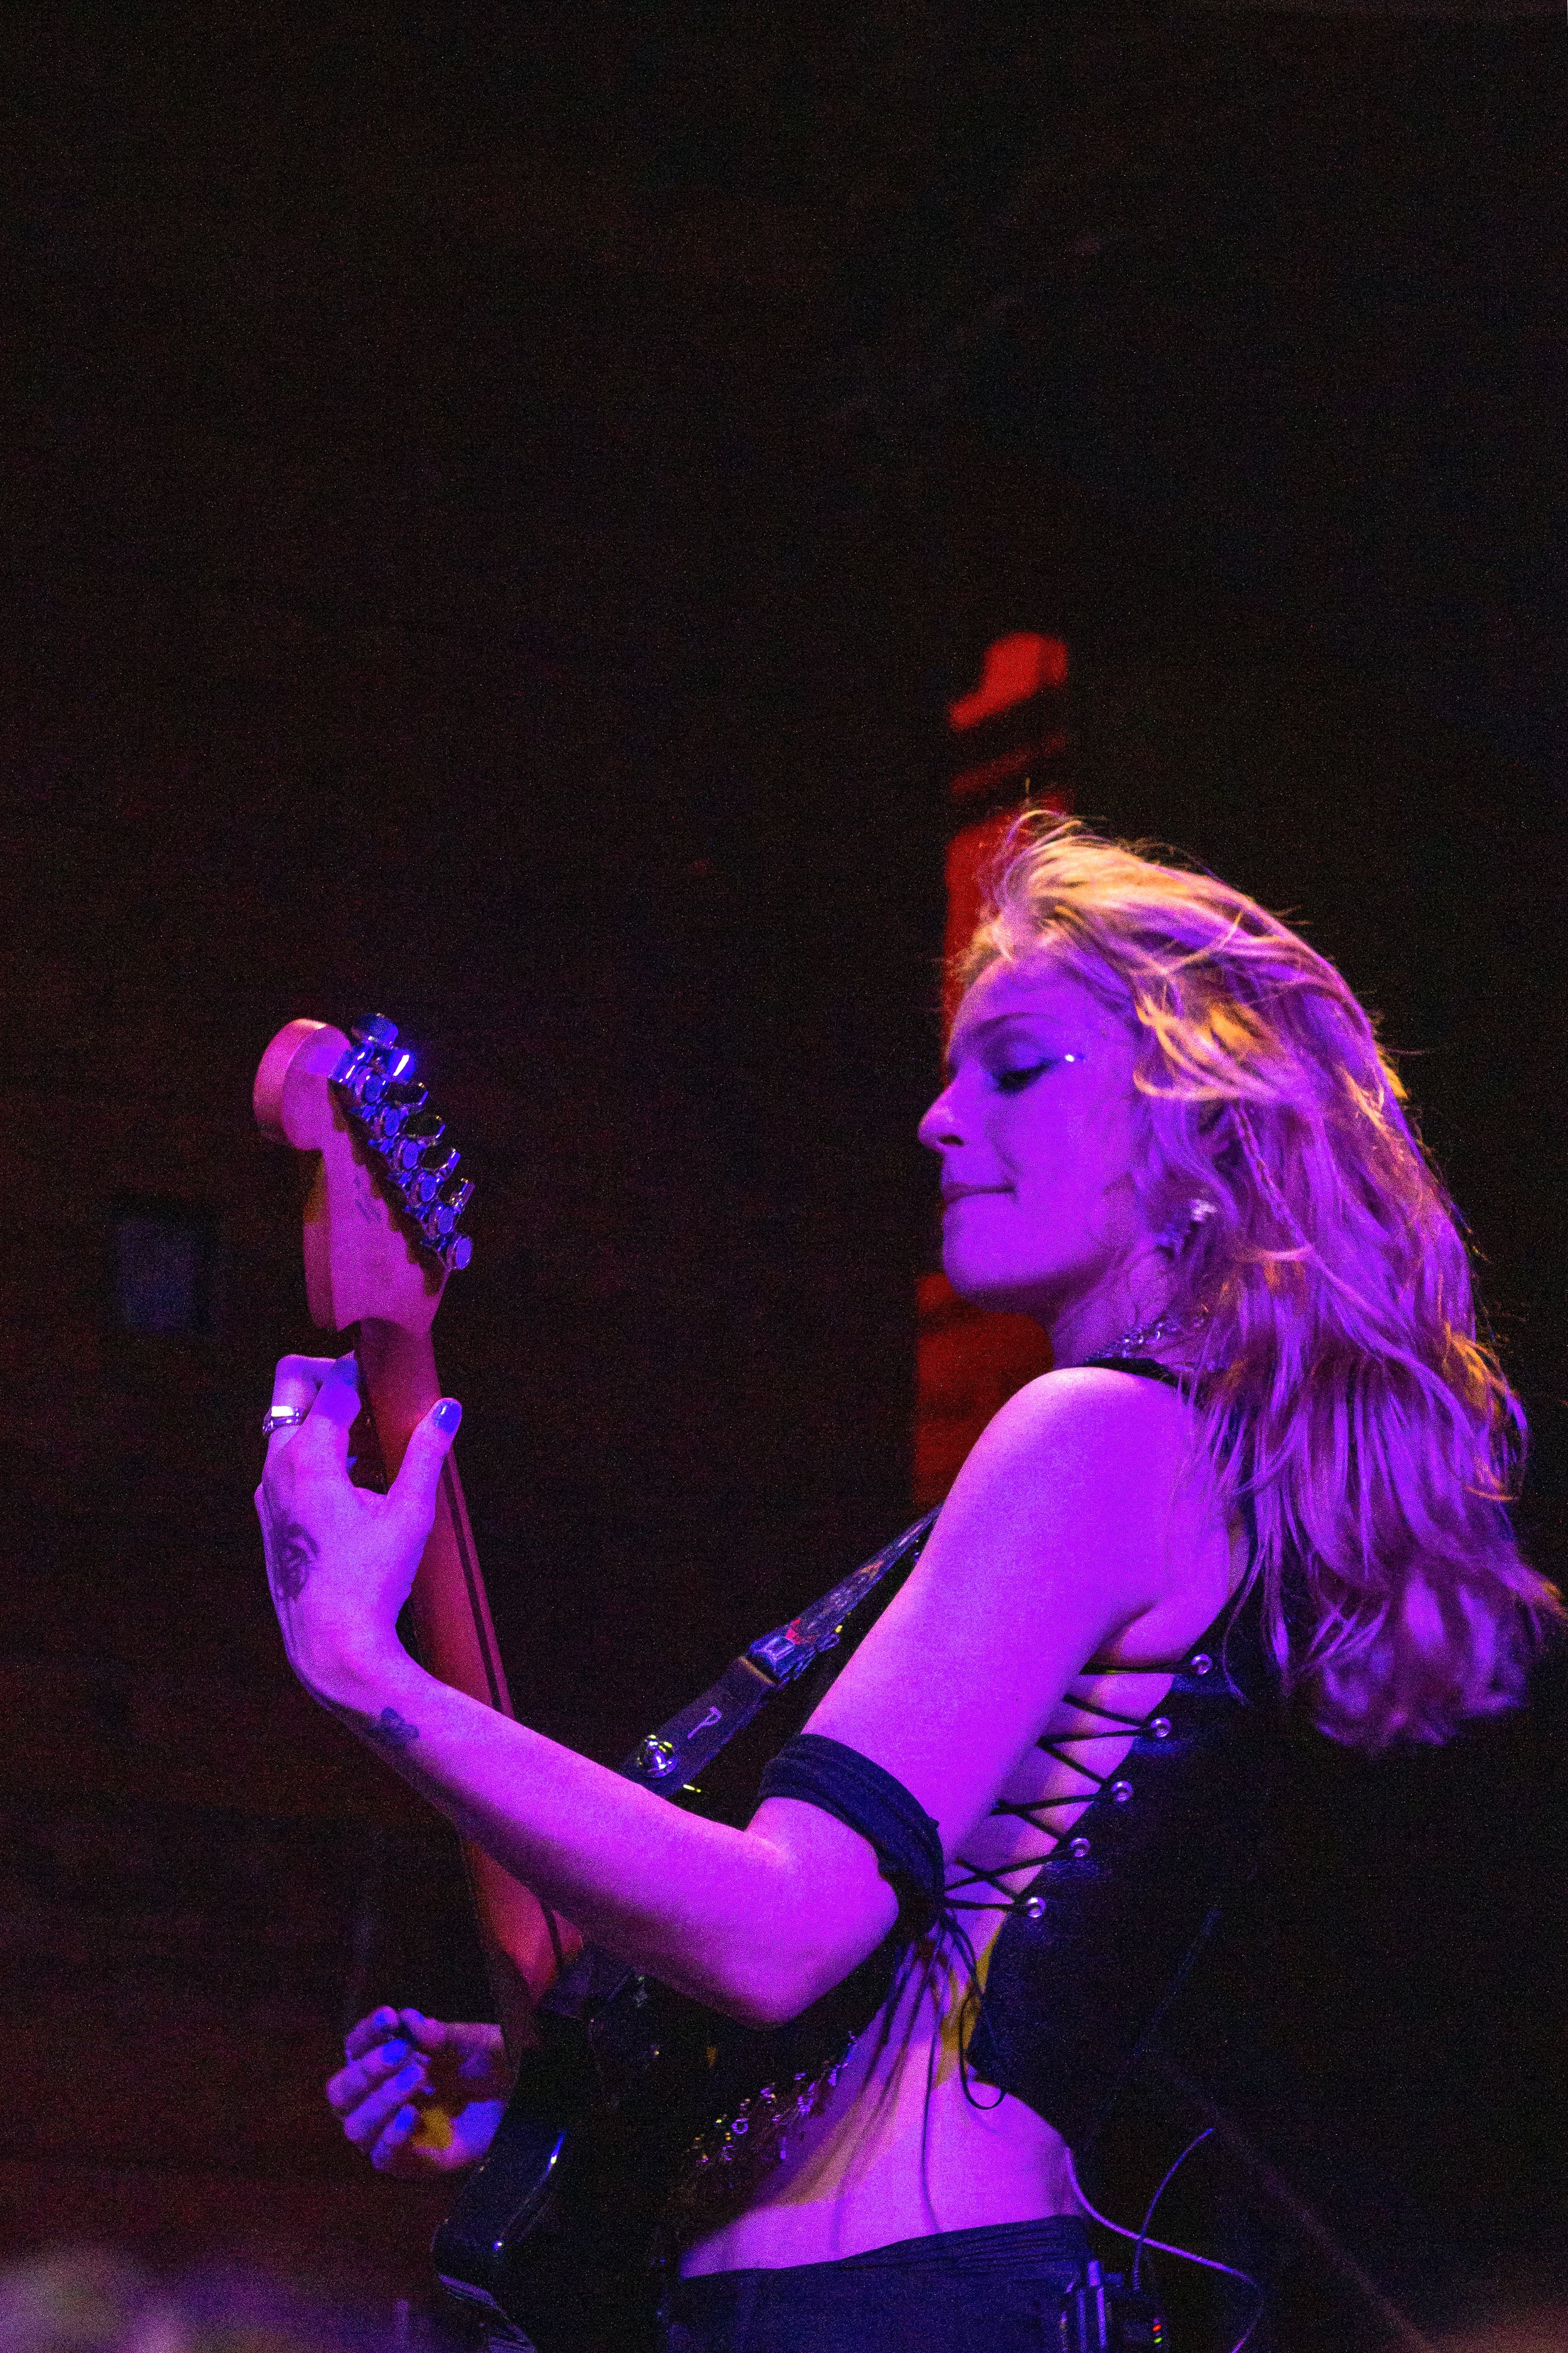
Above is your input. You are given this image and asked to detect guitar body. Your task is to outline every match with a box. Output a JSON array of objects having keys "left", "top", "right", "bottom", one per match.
[{"left": 433, "top": 1958, "right": 716, "bottom": 2353}]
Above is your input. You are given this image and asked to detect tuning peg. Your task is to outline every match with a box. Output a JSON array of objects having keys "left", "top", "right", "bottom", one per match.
[
  {"left": 423, "top": 1182, "right": 475, "bottom": 1237},
  {"left": 341, "top": 1060, "right": 389, "bottom": 1106},
  {"left": 447, "top": 1235, "right": 473, "bottom": 1271},
  {"left": 386, "top": 1113, "right": 443, "bottom": 1172},
  {"left": 352, "top": 1014, "right": 400, "bottom": 1049},
  {"left": 376, "top": 1094, "right": 433, "bottom": 1143},
  {"left": 405, "top": 1147, "right": 460, "bottom": 1206},
  {"left": 422, "top": 1181, "right": 474, "bottom": 1253},
  {"left": 384, "top": 1080, "right": 428, "bottom": 1110}
]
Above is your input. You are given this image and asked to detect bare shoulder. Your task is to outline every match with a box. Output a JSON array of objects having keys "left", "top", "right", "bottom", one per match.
[
  {"left": 876, "top": 1366, "right": 1209, "bottom": 1663},
  {"left": 887, "top": 1362, "right": 1218, "bottom": 1654},
  {"left": 975, "top": 1361, "right": 1194, "bottom": 1450},
  {"left": 945, "top": 1364, "right": 1198, "bottom": 1532}
]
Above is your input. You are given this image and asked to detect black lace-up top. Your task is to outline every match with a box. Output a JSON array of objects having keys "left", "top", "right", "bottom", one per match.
[{"left": 955, "top": 1356, "right": 1280, "bottom": 2149}]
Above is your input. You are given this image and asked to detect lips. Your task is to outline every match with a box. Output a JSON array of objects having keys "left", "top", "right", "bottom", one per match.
[{"left": 941, "top": 1184, "right": 1010, "bottom": 1206}]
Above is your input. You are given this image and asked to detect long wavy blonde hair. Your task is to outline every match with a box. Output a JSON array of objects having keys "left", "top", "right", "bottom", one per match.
[{"left": 957, "top": 816, "right": 1560, "bottom": 1748}]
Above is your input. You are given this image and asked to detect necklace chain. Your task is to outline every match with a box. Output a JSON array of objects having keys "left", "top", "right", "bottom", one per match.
[{"left": 1094, "top": 1308, "right": 1195, "bottom": 1362}]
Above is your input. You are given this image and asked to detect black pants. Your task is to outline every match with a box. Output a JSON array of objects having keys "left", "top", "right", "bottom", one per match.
[{"left": 660, "top": 2216, "right": 1093, "bottom": 2353}]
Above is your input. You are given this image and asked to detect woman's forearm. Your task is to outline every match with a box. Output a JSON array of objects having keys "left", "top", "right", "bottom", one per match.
[
  {"left": 317, "top": 1642, "right": 895, "bottom": 2026},
  {"left": 254, "top": 1371, "right": 897, "bottom": 2022}
]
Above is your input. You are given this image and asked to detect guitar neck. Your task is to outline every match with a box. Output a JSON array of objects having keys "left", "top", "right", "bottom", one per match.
[
  {"left": 357, "top": 1319, "right": 514, "bottom": 1714},
  {"left": 356, "top": 1317, "right": 567, "bottom": 2055}
]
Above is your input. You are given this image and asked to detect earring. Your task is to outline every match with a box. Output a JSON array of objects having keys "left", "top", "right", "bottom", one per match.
[{"left": 1158, "top": 1196, "right": 1216, "bottom": 1253}]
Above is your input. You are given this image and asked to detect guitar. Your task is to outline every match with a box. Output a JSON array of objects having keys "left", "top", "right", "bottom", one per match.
[
  {"left": 253, "top": 1015, "right": 573, "bottom": 2064},
  {"left": 257, "top": 1013, "right": 936, "bottom": 2352}
]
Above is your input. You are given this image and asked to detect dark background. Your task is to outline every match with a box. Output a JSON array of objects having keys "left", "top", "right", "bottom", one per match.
[{"left": 3, "top": 6, "right": 1565, "bottom": 2346}]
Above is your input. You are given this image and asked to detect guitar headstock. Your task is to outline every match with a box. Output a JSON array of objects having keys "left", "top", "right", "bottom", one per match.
[{"left": 254, "top": 1014, "right": 475, "bottom": 1336}]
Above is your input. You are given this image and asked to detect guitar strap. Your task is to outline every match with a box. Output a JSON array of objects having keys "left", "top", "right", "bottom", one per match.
[{"left": 615, "top": 1508, "right": 940, "bottom": 1797}]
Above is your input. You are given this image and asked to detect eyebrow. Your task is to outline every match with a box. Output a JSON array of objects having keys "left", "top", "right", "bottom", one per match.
[
  {"left": 949, "top": 1011, "right": 1062, "bottom": 1053},
  {"left": 960, "top": 1012, "right": 1046, "bottom": 1039}
]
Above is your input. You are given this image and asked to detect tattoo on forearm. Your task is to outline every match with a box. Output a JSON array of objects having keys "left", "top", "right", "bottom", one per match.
[
  {"left": 372, "top": 1707, "right": 421, "bottom": 1753},
  {"left": 262, "top": 1491, "right": 319, "bottom": 1602}
]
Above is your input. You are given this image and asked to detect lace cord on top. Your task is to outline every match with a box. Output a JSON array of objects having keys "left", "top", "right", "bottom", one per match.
[
  {"left": 946, "top": 1650, "right": 1205, "bottom": 1920},
  {"left": 942, "top": 1639, "right": 1227, "bottom": 2121}
]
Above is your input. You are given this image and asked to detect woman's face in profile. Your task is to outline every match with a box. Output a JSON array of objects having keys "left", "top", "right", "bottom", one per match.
[{"left": 919, "top": 957, "right": 1155, "bottom": 1327}]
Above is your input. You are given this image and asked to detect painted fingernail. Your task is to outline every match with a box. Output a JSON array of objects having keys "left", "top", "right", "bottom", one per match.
[
  {"left": 332, "top": 1353, "right": 363, "bottom": 1388},
  {"left": 396, "top": 2063, "right": 423, "bottom": 2088},
  {"left": 433, "top": 1399, "right": 462, "bottom": 1433},
  {"left": 380, "top": 2041, "right": 408, "bottom": 2065}
]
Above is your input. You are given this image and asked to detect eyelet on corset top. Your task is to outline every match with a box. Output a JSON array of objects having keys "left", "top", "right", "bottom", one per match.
[
  {"left": 1189, "top": 1652, "right": 1213, "bottom": 1675},
  {"left": 1110, "top": 1780, "right": 1133, "bottom": 1803},
  {"left": 1150, "top": 1717, "right": 1172, "bottom": 1739},
  {"left": 1067, "top": 1835, "right": 1091, "bottom": 1859},
  {"left": 1024, "top": 1895, "right": 1045, "bottom": 1918}
]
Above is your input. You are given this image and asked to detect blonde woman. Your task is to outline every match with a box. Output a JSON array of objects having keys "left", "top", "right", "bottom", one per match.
[{"left": 262, "top": 822, "right": 1557, "bottom": 2352}]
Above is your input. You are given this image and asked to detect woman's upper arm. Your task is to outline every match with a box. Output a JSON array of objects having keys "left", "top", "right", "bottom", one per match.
[{"left": 790, "top": 1368, "right": 1197, "bottom": 1861}]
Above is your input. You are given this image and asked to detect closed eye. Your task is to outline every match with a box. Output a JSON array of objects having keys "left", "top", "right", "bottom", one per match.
[{"left": 993, "top": 1060, "right": 1055, "bottom": 1095}]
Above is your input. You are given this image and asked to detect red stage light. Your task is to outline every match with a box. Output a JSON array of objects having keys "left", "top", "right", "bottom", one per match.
[{"left": 947, "top": 632, "right": 1069, "bottom": 733}]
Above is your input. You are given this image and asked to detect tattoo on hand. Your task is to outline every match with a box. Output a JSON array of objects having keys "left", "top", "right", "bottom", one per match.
[
  {"left": 373, "top": 1707, "right": 421, "bottom": 1753},
  {"left": 263, "top": 1491, "right": 319, "bottom": 1602}
]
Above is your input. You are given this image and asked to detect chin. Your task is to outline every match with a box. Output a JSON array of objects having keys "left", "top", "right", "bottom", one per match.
[{"left": 941, "top": 1248, "right": 1053, "bottom": 1320}]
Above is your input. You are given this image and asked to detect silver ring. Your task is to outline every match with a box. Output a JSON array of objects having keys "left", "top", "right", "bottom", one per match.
[{"left": 262, "top": 1406, "right": 309, "bottom": 1437}]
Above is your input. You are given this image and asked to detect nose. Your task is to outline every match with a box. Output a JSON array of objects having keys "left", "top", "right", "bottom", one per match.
[{"left": 918, "top": 1078, "right": 965, "bottom": 1154}]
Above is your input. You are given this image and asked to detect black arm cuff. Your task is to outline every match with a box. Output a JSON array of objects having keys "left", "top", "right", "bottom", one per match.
[{"left": 757, "top": 1732, "right": 945, "bottom": 1935}]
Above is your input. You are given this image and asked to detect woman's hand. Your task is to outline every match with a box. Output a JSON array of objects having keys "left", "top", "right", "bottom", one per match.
[
  {"left": 255, "top": 1353, "right": 461, "bottom": 1701},
  {"left": 327, "top": 2005, "right": 512, "bottom": 2176}
]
